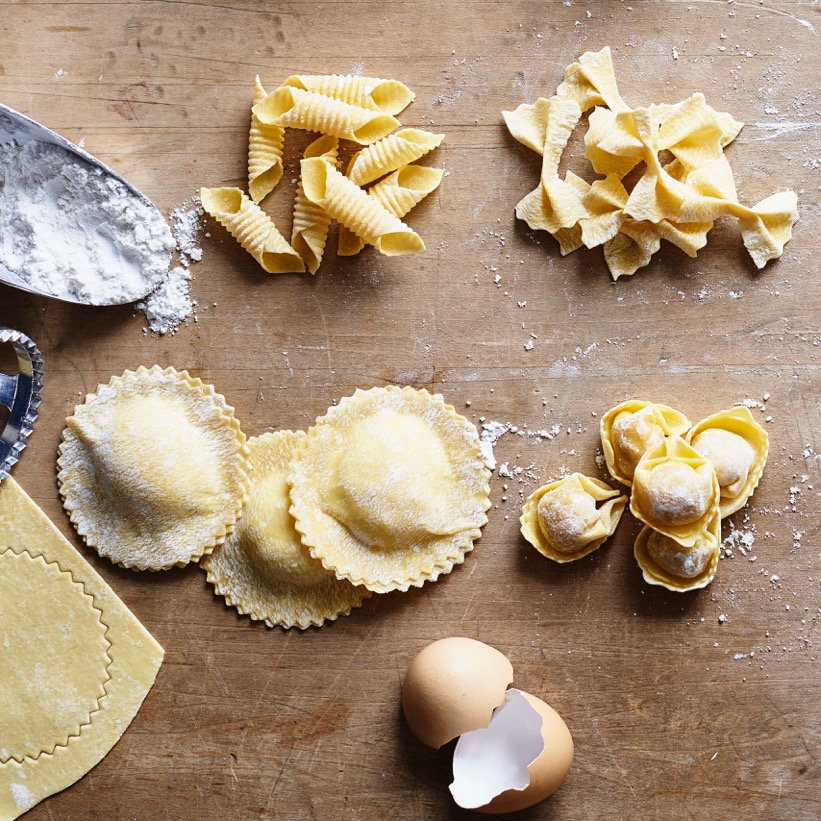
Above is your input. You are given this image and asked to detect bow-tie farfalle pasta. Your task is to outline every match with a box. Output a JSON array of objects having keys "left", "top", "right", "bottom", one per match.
[
  {"left": 504, "top": 46, "right": 799, "bottom": 279},
  {"left": 201, "top": 74, "right": 443, "bottom": 275}
]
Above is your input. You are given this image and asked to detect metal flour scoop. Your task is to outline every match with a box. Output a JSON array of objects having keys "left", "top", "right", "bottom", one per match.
[
  {"left": 0, "top": 328, "right": 43, "bottom": 482},
  {"left": 0, "top": 103, "right": 173, "bottom": 306}
]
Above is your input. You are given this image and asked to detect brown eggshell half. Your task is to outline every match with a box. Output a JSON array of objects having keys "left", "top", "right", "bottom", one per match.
[
  {"left": 401, "top": 637, "right": 513, "bottom": 748},
  {"left": 475, "top": 692, "right": 574, "bottom": 814}
]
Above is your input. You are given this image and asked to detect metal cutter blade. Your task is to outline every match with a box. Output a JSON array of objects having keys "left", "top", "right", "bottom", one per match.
[{"left": 0, "top": 328, "right": 43, "bottom": 483}]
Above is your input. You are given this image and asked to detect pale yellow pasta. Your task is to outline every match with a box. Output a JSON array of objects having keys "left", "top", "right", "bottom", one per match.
[
  {"left": 200, "top": 187, "right": 305, "bottom": 274},
  {"left": 292, "top": 135, "right": 339, "bottom": 274},
  {"left": 253, "top": 86, "right": 399, "bottom": 145},
  {"left": 736, "top": 191, "right": 799, "bottom": 269},
  {"left": 656, "top": 93, "right": 742, "bottom": 171},
  {"left": 584, "top": 107, "right": 642, "bottom": 179},
  {"left": 248, "top": 76, "right": 285, "bottom": 204},
  {"left": 338, "top": 165, "right": 443, "bottom": 256},
  {"left": 300, "top": 158, "right": 424, "bottom": 256},
  {"left": 502, "top": 97, "right": 552, "bottom": 156},
  {"left": 603, "top": 219, "right": 661, "bottom": 280},
  {"left": 556, "top": 46, "right": 629, "bottom": 113},
  {"left": 575, "top": 172, "right": 627, "bottom": 249},
  {"left": 513, "top": 96, "right": 586, "bottom": 235},
  {"left": 506, "top": 48, "right": 797, "bottom": 278},
  {"left": 281, "top": 74, "right": 414, "bottom": 115},
  {"left": 347, "top": 128, "right": 444, "bottom": 186}
]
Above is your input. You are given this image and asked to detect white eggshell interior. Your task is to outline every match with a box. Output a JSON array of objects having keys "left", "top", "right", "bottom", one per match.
[{"left": 449, "top": 688, "right": 544, "bottom": 809}]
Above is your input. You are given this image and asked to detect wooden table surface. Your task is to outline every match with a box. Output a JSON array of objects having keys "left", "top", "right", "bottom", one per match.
[{"left": 2, "top": 2, "right": 820, "bottom": 819}]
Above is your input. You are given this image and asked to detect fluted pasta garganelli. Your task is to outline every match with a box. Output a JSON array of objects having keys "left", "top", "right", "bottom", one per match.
[
  {"left": 248, "top": 76, "right": 285, "bottom": 204},
  {"left": 301, "top": 158, "right": 425, "bottom": 256},
  {"left": 200, "top": 187, "right": 305, "bottom": 274}
]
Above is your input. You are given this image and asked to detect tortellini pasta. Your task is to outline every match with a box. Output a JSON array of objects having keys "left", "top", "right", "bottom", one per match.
[
  {"left": 633, "top": 511, "right": 720, "bottom": 592},
  {"left": 600, "top": 400, "right": 690, "bottom": 486},
  {"left": 520, "top": 473, "right": 627, "bottom": 563},
  {"left": 630, "top": 436, "right": 719, "bottom": 548},
  {"left": 201, "top": 73, "right": 444, "bottom": 275},
  {"left": 504, "top": 46, "right": 799, "bottom": 279},
  {"left": 686, "top": 406, "right": 768, "bottom": 518},
  {"left": 596, "top": 398, "right": 771, "bottom": 592}
]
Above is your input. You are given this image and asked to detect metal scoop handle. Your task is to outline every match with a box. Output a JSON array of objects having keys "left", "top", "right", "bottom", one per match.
[{"left": 0, "top": 328, "right": 43, "bottom": 483}]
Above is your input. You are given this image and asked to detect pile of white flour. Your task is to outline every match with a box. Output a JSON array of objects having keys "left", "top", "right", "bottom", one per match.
[{"left": 0, "top": 139, "right": 174, "bottom": 305}]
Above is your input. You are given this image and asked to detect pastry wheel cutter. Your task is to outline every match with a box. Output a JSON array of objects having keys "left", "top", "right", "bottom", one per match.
[{"left": 0, "top": 328, "right": 43, "bottom": 483}]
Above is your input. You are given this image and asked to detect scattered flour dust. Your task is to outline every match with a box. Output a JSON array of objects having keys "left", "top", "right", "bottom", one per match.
[
  {"left": 137, "top": 197, "right": 204, "bottom": 335},
  {"left": 10, "top": 782, "right": 35, "bottom": 810}
]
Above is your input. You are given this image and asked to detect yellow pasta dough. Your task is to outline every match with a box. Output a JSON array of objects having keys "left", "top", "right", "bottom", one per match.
[
  {"left": 248, "top": 76, "right": 285, "bottom": 204},
  {"left": 505, "top": 46, "right": 799, "bottom": 279},
  {"left": 601, "top": 400, "right": 691, "bottom": 486},
  {"left": 0, "top": 477, "right": 163, "bottom": 820},
  {"left": 633, "top": 511, "right": 720, "bottom": 592},
  {"left": 202, "top": 431, "right": 370, "bottom": 629},
  {"left": 281, "top": 74, "right": 414, "bottom": 115},
  {"left": 301, "top": 157, "right": 425, "bottom": 256},
  {"left": 57, "top": 365, "right": 250, "bottom": 571},
  {"left": 338, "top": 164, "right": 443, "bottom": 256},
  {"left": 686, "top": 406, "right": 768, "bottom": 518},
  {"left": 291, "top": 135, "right": 339, "bottom": 274},
  {"left": 346, "top": 128, "right": 444, "bottom": 186},
  {"left": 556, "top": 46, "right": 629, "bottom": 114},
  {"left": 511, "top": 96, "right": 586, "bottom": 236},
  {"left": 520, "top": 473, "right": 627, "bottom": 563},
  {"left": 288, "top": 386, "right": 491, "bottom": 593},
  {"left": 253, "top": 86, "right": 399, "bottom": 145},
  {"left": 200, "top": 187, "right": 304, "bottom": 274},
  {"left": 630, "top": 436, "right": 719, "bottom": 548}
]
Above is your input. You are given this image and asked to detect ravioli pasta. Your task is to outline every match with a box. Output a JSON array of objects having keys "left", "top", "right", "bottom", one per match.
[
  {"left": 288, "top": 386, "right": 491, "bottom": 594},
  {"left": 504, "top": 46, "right": 799, "bottom": 279},
  {"left": 202, "top": 431, "right": 370, "bottom": 629},
  {"left": 58, "top": 366, "right": 250, "bottom": 571}
]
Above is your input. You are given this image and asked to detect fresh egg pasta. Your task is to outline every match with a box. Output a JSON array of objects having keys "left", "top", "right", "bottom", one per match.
[
  {"left": 201, "top": 72, "right": 440, "bottom": 275},
  {"left": 281, "top": 74, "right": 414, "bottom": 115},
  {"left": 338, "top": 164, "right": 443, "bottom": 256},
  {"left": 292, "top": 135, "right": 340, "bottom": 274},
  {"left": 301, "top": 158, "right": 425, "bottom": 256},
  {"left": 200, "top": 187, "right": 305, "bottom": 274},
  {"left": 346, "top": 128, "right": 445, "bottom": 186},
  {"left": 504, "top": 46, "right": 799, "bottom": 279},
  {"left": 248, "top": 76, "right": 285, "bottom": 204},
  {"left": 254, "top": 86, "right": 399, "bottom": 145}
]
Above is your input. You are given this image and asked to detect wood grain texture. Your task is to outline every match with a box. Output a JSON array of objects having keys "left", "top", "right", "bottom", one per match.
[{"left": 1, "top": 1, "right": 820, "bottom": 819}]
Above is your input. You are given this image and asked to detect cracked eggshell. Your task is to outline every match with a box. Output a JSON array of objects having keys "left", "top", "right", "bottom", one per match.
[
  {"left": 401, "top": 637, "right": 513, "bottom": 749},
  {"left": 451, "top": 689, "right": 574, "bottom": 814}
]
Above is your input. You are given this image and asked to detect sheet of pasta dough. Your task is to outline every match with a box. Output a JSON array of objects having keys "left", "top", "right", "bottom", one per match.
[{"left": 0, "top": 477, "right": 164, "bottom": 821}]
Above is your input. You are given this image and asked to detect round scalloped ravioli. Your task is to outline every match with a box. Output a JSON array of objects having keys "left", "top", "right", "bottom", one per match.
[
  {"left": 57, "top": 365, "right": 250, "bottom": 571},
  {"left": 202, "top": 431, "right": 370, "bottom": 629},
  {"left": 288, "top": 386, "right": 491, "bottom": 593}
]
